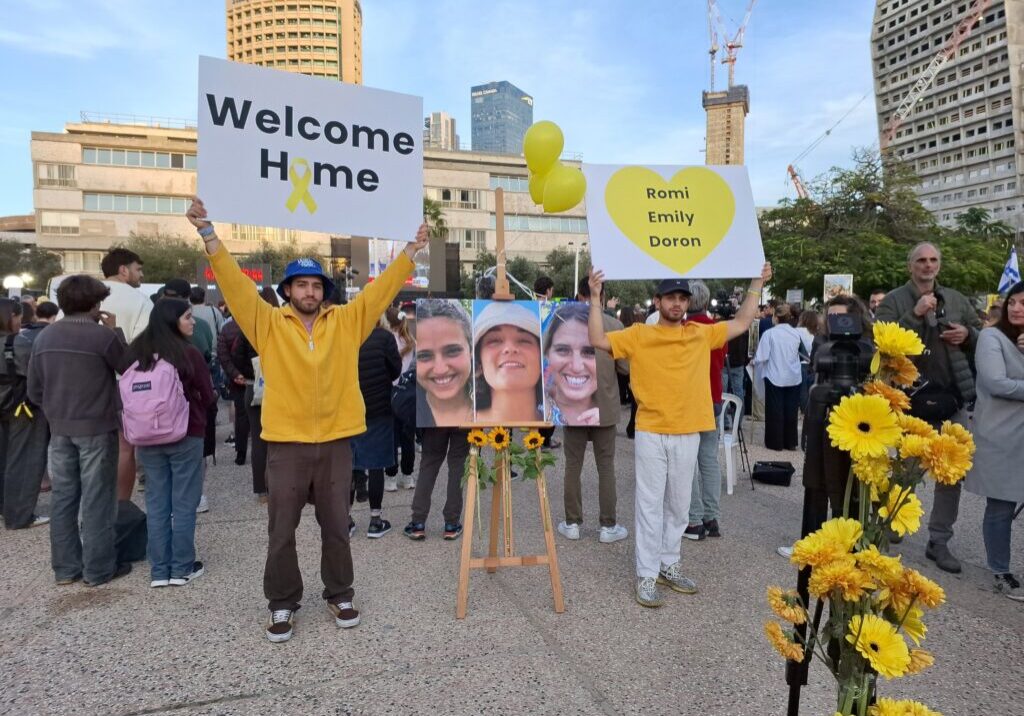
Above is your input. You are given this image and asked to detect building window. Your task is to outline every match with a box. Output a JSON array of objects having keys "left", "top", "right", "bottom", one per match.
[
  {"left": 83, "top": 147, "right": 196, "bottom": 170},
  {"left": 230, "top": 224, "right": 299, "bottom": 243},
  {"left": 36, "top": 163, "right": 76, "bottom": 188},
  {"left": 61, "top": 251, "right": 102, "bottom": 273},
  {"left": 39, "top": 211, "right": 79, "bottom": 235},
  {"left": 447, "top": 228, "right": 486, "bottom": 250},
  {"left": 83, "top": 193, "right": 189, "bottom": 215},
  {"left": 490, "top": 214, "right": 587, "bottom": 234},
  {"left": 489, "top": 175, "right": 530, "bottom": 193}
]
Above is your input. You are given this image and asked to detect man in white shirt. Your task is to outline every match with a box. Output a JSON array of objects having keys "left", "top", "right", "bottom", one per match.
[{"left": 100, "top": 248, "right": 152, "bottom": 500}]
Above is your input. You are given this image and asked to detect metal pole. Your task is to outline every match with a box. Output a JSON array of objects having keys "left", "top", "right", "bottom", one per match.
[{"left": 573, "top": 245, "right": 580, "bottom": 297}]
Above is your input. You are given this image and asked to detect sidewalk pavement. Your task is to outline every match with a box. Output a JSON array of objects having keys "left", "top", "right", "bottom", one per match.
[{"left": 1, "top": 409, "right": 1021, "bottom": 715}]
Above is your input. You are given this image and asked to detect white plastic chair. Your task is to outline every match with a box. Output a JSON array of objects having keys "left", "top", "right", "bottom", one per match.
[{"left": 718, "top": 392, "right": 744, "bottom": 495}]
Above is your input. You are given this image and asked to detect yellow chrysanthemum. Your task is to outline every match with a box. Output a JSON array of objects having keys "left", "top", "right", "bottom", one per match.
[
  {"left": 902, "top": 568, "right": 945, "bottom": 609},
  {"left": 764, "top": 621, "right": 804, "bottom": 662},
  {"left": 869, "top": 698, "right": 943, "bottom": 716},
  {"left": 900, "top": 606, "right": 928, "bottom": 646},
  {"left": 467, "top": 429, "right": 488, "bottom": 448},
  {"left": 846, "top": 614, "right": 911, "bottom": 679},
  {"left": 818, "top": 517, "right": 864, "bottom": 551},
  {"left": 878, "top": 486, "right": 924, "bottom": 537},
  {"left": 906, "top": 648, "right": 934, "bottom": 675},
  {"left": 790, "top": 517, "right": 862, "bottom": 568},
  {"left": 898, "top": 413, "right": 939, "bottom": 439},
  {"left": 827, "top": 394, "right": 902, "bottom": 459},
  {"left": 808, "top": 556, "right": 876, "bottom": 601},
  {"left": 852, "top": 454, "right": 892, "bottom": 492},
  {"left": 885, "top": 355, "right": 920, "bottom": 387},
  {"left": 899, "top": 434, "right": 932, "bottom": 461},
  {"left": 766, "top": 586, "right": 807, "bottom": 624},
  {"left": 488, "top": 427, "right": 511, "bottom": 450},
  {"left": 922, "top": 433, "right": 973, "bottom": 485},
  {"left": 855, "top": 544, "right": 903, "bottom": 583},
  {"left": 864, "top": 380, "right": 911, "bottom": 413},
  {"left": 873, "top": 322, "right": 925, "bottom": 357},
  {"left": 523, "top": 430, "right": 544, "bottom": 450}
]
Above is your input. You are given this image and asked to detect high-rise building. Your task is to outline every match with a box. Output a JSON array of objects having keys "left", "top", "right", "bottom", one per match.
[
  {"left": 225, "top": 0, "right": 363, "bottom": 84},
  {"left": 423, "top": 111, "right": 460, "bottom": 151},
  {"left": 471, "top": 81, "right": 534, "bottom": 154},
  {"left": 871, "top": 0, "right": 1024, "bottom": 230},
  {"left": 702, "top": 86, "right": 749, "bottom": 165}
]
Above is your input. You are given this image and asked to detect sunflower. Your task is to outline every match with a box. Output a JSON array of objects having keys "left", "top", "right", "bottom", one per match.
[
  {"left": 884, "top": 355, "right": 920, "bottom": 387},
  {"left": 488, "top": 427, "right": 511, "bottom": 450},
  {"left": 808, "top": 556, "right": 876, "bottom": 601},
  {"left": 898, "top": 413, "right": 939, "bottom": 439},
  {"left": 846, "top": 614, "right": 911, "bottom": 679},
  {"left": 878, "top": 486, "right": 924, "bottom": 537},
  {"left": 523, "top": 430, "right": 544, "bottom": 450},
  {"left": 855, "top": 544, "right": 903, "bottom": 583},
  {"left": 827, "top": 394, "right": 902, "bottom": 459},
  {"left": 905, "top": 648, "right": 934, "bottom": 675},
  {"left": 869, "top": 698, "right": 943, "bottom": 716},
  {"left": 852, "top": 454, "right": 892, "bottom": 492},
  {"left": 764, "top": 621, "right": 804, "bottom": 662},
  {"left": 873, "top": 322, "right": 925, "bottom": 357},
  {"left": 467, "top": 429, "right": 488, "bottom": 448},
  {"left": 922, "top": 434, "right": 973, "bottom": 485},
  {"left": 863, "top": 380, "right": 911, "bottom": 413},
  {"left": 900, "top": 606, "right": 928, "bottom": 646},
  {"left": 766, "top": 586, "right": 806, "bottom": 624}
]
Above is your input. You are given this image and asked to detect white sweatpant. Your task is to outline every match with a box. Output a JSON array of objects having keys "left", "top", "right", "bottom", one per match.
[{"left": 633, "top": 431, "right": 701, "bottom": 578}]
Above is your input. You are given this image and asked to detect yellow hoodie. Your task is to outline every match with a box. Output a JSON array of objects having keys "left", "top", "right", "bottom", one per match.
[{"left": 209, "top": 246, "right": 414, "bottom": 443}]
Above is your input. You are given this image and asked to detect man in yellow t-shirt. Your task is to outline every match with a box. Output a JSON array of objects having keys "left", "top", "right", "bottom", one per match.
[{"left": 587, "top": 264, "right": 771, "bottom": 608}]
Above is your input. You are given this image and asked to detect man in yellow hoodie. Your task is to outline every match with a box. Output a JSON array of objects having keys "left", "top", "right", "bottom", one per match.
[{"left": 187, "top": 197, "right": 427, "bottom": 643}]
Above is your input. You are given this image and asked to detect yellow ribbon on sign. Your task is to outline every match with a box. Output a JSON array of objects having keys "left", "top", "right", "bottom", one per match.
[
  {"left": 15, "top": 402, "right": 33, "bottom": 419},
  {"left": 285, "top": 158, "right": 318, "bottom": 214}
]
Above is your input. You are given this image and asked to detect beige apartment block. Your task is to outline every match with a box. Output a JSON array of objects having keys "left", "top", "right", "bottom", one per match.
[
  {"left": 226, "top": 0, "right": 362, "bottom": 84},
  {"left": 872, "top": 0, "right": 1024, "bottom": 230},
  {"left": 702, "top": 86, "right": 749, "bottom": 166}
]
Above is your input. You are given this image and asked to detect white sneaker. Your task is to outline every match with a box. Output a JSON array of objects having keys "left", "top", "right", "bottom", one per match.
[
  {"left": 599, "top": 524, "right": 628, "bottom": 543},
  {"left": 30, "top": 515, "right": 50, "bottom": 528},
  {"left": 169, "top": 561, "right": 204, "bottom": 586},
  {"left": 150, "top": 579, "right": 170, "bottom": 588},
  {"left": 556, "top": 521, "right": 580, "bottom": 540},
  {"left": 384, "top": 476, "right": 398, "bottom": 492},
  {"left": 398, "top": 475, "right": 416, "bottom": 490},
  {"left": 196, "top": 495, "right": 209, "bottom": 514},
  {"left": 777, "top": 546, "right": 793, "bottom": 559}
]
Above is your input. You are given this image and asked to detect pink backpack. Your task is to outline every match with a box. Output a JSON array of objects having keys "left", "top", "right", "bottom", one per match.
[{"left": 119, "top": 358, "right": 189, "bottom": 446}]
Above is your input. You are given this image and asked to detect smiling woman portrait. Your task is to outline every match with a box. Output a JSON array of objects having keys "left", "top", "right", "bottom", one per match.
[
  {"left": 472, "top": 301, "right": 544, "bottom": 424},
  {"left": 415, "top": 299, "right": 474, "bottom": 428},
  {"left": 543, "top": 302, "right": 600, "bottom": 426}
]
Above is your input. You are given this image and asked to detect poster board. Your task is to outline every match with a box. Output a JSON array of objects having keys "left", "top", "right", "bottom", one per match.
[
  {"left": 540, "top": 300, "right": 601, "bottom": 426},
  {"left": 823, "top": 274, "right": 854, "bottom": 300}
]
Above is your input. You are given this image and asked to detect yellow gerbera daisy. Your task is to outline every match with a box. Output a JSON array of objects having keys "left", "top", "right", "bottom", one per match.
[
  {"left": 488, "top": 427, "right": 511, "bottom": 450},
  {"left": 467, "top": 429, "right": 488, "bottom": 448},
  {"left": 855, "top": 544, "right": 903, "bottom": 583},
  {"left": 808, "top": 556, "right": 875, "bottom": 601},
  {"left": 905, "top": 648, "right": 934, "bottom": 675},
  {"left": 878, "top": 486, "right": 924, "bottom": 536},
  {"left": 884, "top": 355, "right": 920, "bottom": 387},
  {"left": 922, "top": 434, "right": 973, "bottom": 485},
  {"left": 852, "top": 454, "right": 892, "bottom": 492},
  {"left": 898, "top": 413, "right": 939, "bottom": 439},
  {"left": 863, "top": 380, "right": 911, "bottom": 413},
  {"left": 764, "top": 621, "right": 804, "bottom": 662},
  {"left": 846, "top": 614, "right": 911, "bottom": 679},
  {"left": 522, "top": 430, "right": 544, "bottom": 450},
  {"left": 873, "top": 322, "right": 925, "bottom": 357},
  {"left": 900, "top": 606, "right": 927, "bottom": 646},
  {"left": 766, "top": 586, "right": 806, "bottom": 624},
  {"left": 827, "top": 394, "right": 902, "bottom": 459},
  {"left": 869, "top": 698, "right": 943, "bottom": 716}
]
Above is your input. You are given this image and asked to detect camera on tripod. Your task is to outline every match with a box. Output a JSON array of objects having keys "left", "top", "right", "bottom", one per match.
[{"left": 812, "top": 313, "right": 874, "bottom": 393}]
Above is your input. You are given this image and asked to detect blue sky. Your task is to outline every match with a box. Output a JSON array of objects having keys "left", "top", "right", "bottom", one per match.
[{"left": 0, "top": 0, "right": 878, "bottom": 217}]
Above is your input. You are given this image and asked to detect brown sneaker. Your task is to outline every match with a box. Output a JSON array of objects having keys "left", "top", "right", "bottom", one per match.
[
  {"left": 327, "top": 600, "right": 360, "bottom": 628},
  {"left": 266, "top": 609, "right": 295, "bottom": 643}
]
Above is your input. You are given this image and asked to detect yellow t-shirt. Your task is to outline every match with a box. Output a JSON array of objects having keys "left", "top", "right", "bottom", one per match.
[{"left": 607, "top": 321, "right": 729, "bottom": 435}]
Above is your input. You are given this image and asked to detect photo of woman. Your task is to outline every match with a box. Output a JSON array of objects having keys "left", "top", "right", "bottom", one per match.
[
  {"left": 415, "top": 299, "right": 474, "bottom": 427},
  {"left": 473, "top": 300, "right": 544, "bottom": 424},
  {"left": 542, "top": 301, "right": 600, "bottom": 426}
]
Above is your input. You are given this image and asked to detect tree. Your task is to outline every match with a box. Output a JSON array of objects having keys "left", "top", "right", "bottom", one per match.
[
  {"left": 115, "top": 233, "right": 204, "bottom": 284},
  {"left": 423, "top": 196, "right": 448, "bottom": 240},
  {"left": 0, "top": 241, "right": 63, "bottom": 292},
  {"left": 239, "top": 242, "right": 321, "bottom": 283},
  {"left": 955, "top": 207, "right": 1013, "bottom": 241}
]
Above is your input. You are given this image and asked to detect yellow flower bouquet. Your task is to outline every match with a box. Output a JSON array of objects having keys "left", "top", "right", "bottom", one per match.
[{"left": 764, "top": 323, "right": 973, "bottom": 716}]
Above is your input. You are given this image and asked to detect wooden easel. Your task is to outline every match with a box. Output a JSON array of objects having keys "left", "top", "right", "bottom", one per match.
[{"left": 455, "top": 187, "right": 566, "bottom": 619}]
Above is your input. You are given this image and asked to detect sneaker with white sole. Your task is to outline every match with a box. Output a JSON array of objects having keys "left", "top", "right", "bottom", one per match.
[
  {"left": 777, "top": 546, "right": 793, "bottom": 559},
  {"left": 635, "top": 577, "right": 664, "bottom": 607},
  {"left": 266, "top": 609, "right": 295, "bottom": 642},
  {"left": 398, "top": 475, "right": 416, "bottom": 490},
  {"left": 384, "top": 476, "right": 398, "bottom": 492},
  {"left": 29, "top": 514, "right": 50, "bottom": 528},
  {"left": 657, "top": 562, "right": 698, "bottom": 594},
  {"left": 599, "top": 524, "right": 628, "bottom": 543},
  {"left": 367, "top": 517, "right": 391, "bottom": 539},
  {"left": 556, "top": 521, "right": 580, "bottom": 540},
  {"left": 150, "top": 579, "right": 170, "bottom": 588},
  {"left": 196, "top": 495, "right": 209, "bottom": 514},
  {"left": 994, "top": 573, "right": 1024, "bottom": 602},
  {"left": 169, "top": 561, "right": 204, "bottom": 586},
  {"left": 328, "top": 600, "right": 360, "bottom": 628}
]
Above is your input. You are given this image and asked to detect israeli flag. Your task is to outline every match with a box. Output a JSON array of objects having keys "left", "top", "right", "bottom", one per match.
[{"left": 998, "top": 246, "right": 1020, "bottom": 294}]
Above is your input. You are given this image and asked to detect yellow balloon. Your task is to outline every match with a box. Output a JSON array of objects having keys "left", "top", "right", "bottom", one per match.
[
  {"left": 523, "top": 121, "right": 564, "bottom": 174},
  {"left": 542, "top": 164, "right": 587, "bottom": 213},
  {"left": 528, "top": 170, "right": 549, "bottom": 204}
]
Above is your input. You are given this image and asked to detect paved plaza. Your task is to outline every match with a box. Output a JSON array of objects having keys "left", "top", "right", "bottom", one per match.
[{"left": 2, "top": 410, "right": 1022, "bottom": 715}]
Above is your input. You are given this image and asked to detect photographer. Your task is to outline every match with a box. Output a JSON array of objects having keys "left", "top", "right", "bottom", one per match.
[{"left": 874, "top": 242, "right": 982, "bottom": 574}]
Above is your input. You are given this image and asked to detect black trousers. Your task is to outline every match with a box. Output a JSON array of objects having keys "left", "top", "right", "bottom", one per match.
[
  {"left": 764, "top": 379, "right": 800, "bottom": 451},
  {"left": 231, "top": 387, "right": 250, "bottom": 460},
  {"left": 386, "top": 418, "right": 415, "bottom": 477}
]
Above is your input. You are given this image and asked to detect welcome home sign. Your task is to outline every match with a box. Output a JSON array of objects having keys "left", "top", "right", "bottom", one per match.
[{"left": 197, "top": 56, "right": 423, "bottom": 241}]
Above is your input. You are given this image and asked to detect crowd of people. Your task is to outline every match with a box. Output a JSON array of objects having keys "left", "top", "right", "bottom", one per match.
[{"left": 2, "top": 200, "right": 1022, "bottom": 641}]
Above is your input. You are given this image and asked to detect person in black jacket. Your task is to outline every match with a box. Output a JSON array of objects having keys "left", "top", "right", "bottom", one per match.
[
  {"left": 217, "top": 311, "right": 249, "bottom": 465},
  {"left": 351, "top": 319, "right": 402, "bottom": 538}
]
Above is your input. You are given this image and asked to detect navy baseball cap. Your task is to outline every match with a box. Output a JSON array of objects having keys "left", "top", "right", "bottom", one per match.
[
  {"left": 276, "top": 258, "right": 336, "bottom": 301},
  {"left": 655, "top": 278, "right": 691, "bottom": 297}
]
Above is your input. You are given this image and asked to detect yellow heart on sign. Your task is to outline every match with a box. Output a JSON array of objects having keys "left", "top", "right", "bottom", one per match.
[{"left": 604, "top": 166, "right": 736, "bottom": 275}]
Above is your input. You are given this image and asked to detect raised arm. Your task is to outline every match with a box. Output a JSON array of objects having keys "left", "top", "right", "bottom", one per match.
[
  {"left": 587, "top": 268, "right": 612, "bottom": 353},
  {"left": 724, "top": 262, "right": 772, "bottom": 341}
]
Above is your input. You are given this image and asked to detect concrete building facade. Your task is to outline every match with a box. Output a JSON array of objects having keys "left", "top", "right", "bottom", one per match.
[
  {"left": 702, "top": 86, "right": 749, "bottom": 166},
  {"left": 470, "top": 81, "right": 534, "bottom": 155},
  {"left": 423, "top": 111, "right": 460, "bottom": 151},
  {"left": 225, "top": 0, "right": 363, "bottom": 84},
  {"left": 871, "top": 0, "right": 1024, "bottom": 230}
]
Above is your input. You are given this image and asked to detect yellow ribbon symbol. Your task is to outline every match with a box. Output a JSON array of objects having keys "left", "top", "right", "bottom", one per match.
[
  {"left": 14, "top": 402, "right": 33, "bottom": 419},
  {"left": 285, "top": 158, "right": 318, "bottom": 214}
]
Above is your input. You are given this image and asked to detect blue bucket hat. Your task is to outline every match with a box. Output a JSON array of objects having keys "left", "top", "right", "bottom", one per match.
[{"left": 276, "top": 258, "right": 336, "bottom": 301}]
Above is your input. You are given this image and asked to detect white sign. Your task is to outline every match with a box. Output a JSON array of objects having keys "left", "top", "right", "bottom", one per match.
[
  {"left": 583, "top": 163, "right": 764, "bottom": 279},
  {"left": 197, "top": 56, "right": 423, "bottom": 241}
]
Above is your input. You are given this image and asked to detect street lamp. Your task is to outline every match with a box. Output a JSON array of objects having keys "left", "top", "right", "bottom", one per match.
[
  {"left": 20, "top": 273, "right": 32, "bottom": 287},
  {"left": 3, "top": 275, "right": 24, "bottom": 299},
  {"left": 567, "top": 240, "right": 588, "bottom": 297}
]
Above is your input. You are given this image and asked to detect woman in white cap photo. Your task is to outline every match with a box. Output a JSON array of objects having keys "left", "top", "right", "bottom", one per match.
[{"left": 472, "top": 301, "right": 544, "bottom": 424}]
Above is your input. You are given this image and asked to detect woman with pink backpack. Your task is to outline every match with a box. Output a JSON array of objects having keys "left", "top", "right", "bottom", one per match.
[{"left": 120, "top": 299, "right": 216, "bottom": 588}]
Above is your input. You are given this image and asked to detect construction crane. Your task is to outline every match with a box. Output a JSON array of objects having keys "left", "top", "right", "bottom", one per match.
[
  {"left": 784, "top": 93, "right": 871, "bottom": 202},
  {"left": 880, "top": 0, "right": 990, "bottom": 149},
  {"left": 706, "top": 0, "right": 758, "bottom": 90},
  {"left": 787, "top": 165, "right": 809, "bottom": 200}
]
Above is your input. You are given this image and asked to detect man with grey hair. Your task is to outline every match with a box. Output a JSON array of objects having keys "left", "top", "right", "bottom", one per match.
[{"left": 875, "top": 241, "right": 981, "bottom": 573}]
